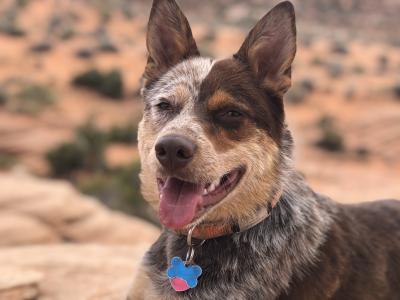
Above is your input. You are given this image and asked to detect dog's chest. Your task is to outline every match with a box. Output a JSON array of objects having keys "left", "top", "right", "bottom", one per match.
[{"left": 144, "top": 232, "right": 296, "bottom": 300}]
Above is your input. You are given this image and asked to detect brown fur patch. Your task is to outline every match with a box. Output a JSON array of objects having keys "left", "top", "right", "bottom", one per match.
[
  {"left": 197, "top": 59, "right": 285, "bottom": 150},
  {"left": 207, "top": 90, "right": 238, "bottom": 111}
]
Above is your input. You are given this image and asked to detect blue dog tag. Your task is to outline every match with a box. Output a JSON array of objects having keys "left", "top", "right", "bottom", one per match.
[{"left": 167, "top": 256, "right": 202, "bottom": 292}]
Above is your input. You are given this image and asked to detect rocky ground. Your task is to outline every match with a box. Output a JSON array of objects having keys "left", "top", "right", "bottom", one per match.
[{"left": 0, "top": 171, "right": 159, "bottom": 299}]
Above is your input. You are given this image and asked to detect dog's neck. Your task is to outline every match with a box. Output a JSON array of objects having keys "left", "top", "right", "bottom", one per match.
[{"left": 144, "top": 139, "right": 337, "bottom": 299}]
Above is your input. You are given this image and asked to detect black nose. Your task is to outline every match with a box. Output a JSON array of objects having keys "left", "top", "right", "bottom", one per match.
[{"left": 155, "top": 135, "right": 196, "bottom": 170}]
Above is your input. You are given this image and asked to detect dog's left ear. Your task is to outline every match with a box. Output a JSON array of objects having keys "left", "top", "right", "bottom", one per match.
[
  {"left": 235, "top": 1, "right": 296, "bottom": 96},
  {"left": 143, "top": 0, "right": 199, "bottom": 87}
]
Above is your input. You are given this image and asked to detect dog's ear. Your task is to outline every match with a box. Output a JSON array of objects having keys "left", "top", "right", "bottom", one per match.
[
  {"left": 235, "top": 1, "right": 296, "bottom": 96},
  {"left": 143, "top": 0, "right": 199, "bottom": 87}
]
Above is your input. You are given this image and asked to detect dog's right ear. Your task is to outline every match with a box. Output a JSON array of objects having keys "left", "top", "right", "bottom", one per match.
[{"left": 143, "top": 0, "right": 199, "bottom": 87}]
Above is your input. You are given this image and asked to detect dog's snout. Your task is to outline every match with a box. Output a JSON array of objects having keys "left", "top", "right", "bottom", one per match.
[{"left": 155, "top": 135, "right": 196, "bottom": 170}]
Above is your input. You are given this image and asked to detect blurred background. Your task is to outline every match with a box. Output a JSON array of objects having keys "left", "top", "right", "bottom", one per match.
[{"left": 0, "top": 0, "right": 399, "bottom": 299}]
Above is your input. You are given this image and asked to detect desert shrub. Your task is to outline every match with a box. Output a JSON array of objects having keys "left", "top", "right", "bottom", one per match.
[
  {"left": 75, "top": 48, "right": 94, "bottom": 59},
  {"left": 72, "top": 68, "right": 124, "bottom": 99},
  {"left": 99, "top": 70, "right": 123, "bottom": 99},
  {"left": 13, "top": 84, "right": 55, "bottom": 114},
  {"left": 47, "top": 121, "right": 107, "bottom": 177},
  {"left": 95, "top": 27, "right": 118, "bottom": 53},
  {"left": 286, "top": 78, "right": 315, "bottom": 104},
  {"left": 30, "top": 41, "right": 52, "bottom": 53},
  {"left": 286, "top": 84, "right": 307, "bottom": 104},
  {"left": 78, "top": 160, "right": 156, "bottom": 223},
  {"left": 355, "top": 146, "right": 369, "bottom": 159},
  {"left": 311, "top": 56, "right": 324, "bottom": 66},
  {"left": 0, "top": 87, "right": 8, "bottom": 105},
  {"left": 0, "top": 2, "right": 26, "bottom": 37},
  {"left": 377, "top": 55, "right": 388, "bottom": 73},
  {"left": 0, "top": 153, "right": 17, "bottom": 170},
  {"left": 75, "top": 121, "right": 107, "bottom": 170},
  {"left": 72, "top": 69, "right": 103, "bottom": 88},
  {"left": 316, "top": 129, "right": 344, "bottom": 152},
  {"left": 98, "top": 39, "right": 118, "bottom": 53},
  {"left": 107, "top": 122, "right": 137, "bottom": 144},
  {"left": 315, "top": 115, "right": 345, "bottom": 152},
  {"left": 326, "top": 62, "right": 344, "bottom": 78},
  {"left": 344, "top": 86, "right": 356, "bottom": 100},
  {"left": 331, "top": 40, "right": 348, "bottom": 55},
  {"left": 0, "top": 23, "right": 25, "bottom": 36},
  {"left": 46, "top": 142, "right": 86, "bottom": 177},
  {"left": 300, "top": 78, "right": 315, "bottom": 92},
  {"left": 352, "top": 65, "right": 365, "bottom": 74},
  {"left": 393, "top": 82, "right": 400, "bottom": 99},
  {"left": 60, "top": 27, "right": 75, "bottom": 40}
]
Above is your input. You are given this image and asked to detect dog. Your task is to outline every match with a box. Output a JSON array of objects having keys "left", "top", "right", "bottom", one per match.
[{"left": 127, "top": 0, "right": 400, "bottom": 299}]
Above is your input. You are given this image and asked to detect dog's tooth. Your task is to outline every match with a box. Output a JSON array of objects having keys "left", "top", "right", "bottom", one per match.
[
  {"left": 208, "top": 183, "right": 216, "bottom": 193},
  {"left": 213, "top": 178, "right": 220, "bottom": 187}
]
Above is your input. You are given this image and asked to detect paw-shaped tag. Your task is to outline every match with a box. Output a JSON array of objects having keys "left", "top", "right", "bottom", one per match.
[{"left": 167, "top": 256, "right": 202, "bottom": 292}]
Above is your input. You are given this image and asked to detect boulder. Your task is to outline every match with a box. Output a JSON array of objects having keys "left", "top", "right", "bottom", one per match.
[
  {"left": 0, "top": 171, "right": 160, "bottom": 246},
  {"left": 0, "top": 244, "right": 148, "bottom": 300}
]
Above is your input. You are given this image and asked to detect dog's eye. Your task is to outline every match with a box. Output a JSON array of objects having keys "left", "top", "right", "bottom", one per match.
[
  {"left": 215, "top": 109, "right": 244, "bottom": 128},
  {"left": 225, "top": 110, "right": 242, "bottom": 118},
  {"left": 219, "top": 109, "right": 243, "bottom": 120},
  {"left": 155, "top": 100, "right": 172, "bottom": 111}
]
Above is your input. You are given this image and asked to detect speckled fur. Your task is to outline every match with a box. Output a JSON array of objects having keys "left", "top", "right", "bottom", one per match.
[
  {"left": 128, "top": 1, "right": 400, "bottom": 299},
  {"left": 135, "top": 132, "right": 336, "bottom": 300}
]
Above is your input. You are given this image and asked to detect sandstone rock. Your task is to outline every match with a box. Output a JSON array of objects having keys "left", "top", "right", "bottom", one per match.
[
  {"left": 0, "top": 212, "right": 60, "bottom": 246},
  {"left": 0, "top": 244, "right": 148, "bottom": 300},
  {"left": 0, "top": 267, "right": 42, "bottom": 300},
  {"left": 0, "top": 171, "right": 160, "bottom": 246}
]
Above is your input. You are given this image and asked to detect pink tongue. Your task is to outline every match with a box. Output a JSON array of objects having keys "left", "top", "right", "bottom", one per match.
[{"left": 159, "top": 177, "right": 203, "bottom": 229}]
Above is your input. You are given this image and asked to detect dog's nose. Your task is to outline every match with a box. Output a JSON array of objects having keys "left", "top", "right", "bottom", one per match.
[{"left": 155, "top": 135, "right": 196, "bottom": 170}]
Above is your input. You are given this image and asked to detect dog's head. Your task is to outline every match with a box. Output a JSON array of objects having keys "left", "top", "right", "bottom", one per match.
[{"left": 138, "top": 0, "right": 296, "bottom": 231}]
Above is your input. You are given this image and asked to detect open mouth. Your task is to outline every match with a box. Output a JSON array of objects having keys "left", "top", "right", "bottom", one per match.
[{"left": 157, "top": 167, "right": 245, "bottom": 229}]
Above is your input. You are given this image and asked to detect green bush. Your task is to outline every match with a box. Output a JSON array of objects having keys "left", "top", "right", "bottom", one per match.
[
  {"left": 46, "top": 142, "right": 85, "bottom": 177},
  {"left": 0, "top": 24, "right": 25, "bottom": 36},
  {"left": 30, "top": 41, "right": 52, "bottom": 53},
  {"left": 72, "top": 69, "right": 124, "bottom": 99},
  {"left": 377, "top": 55, "right": 388, "bottom": 73},
  {"left": 107, "top": 122, "right": 137, "bottom": 144},
  {"left": 393, "top": 82, "right": 400, "bottom": 100},
  {"left": 13, "top": 84, "right": 55, "bottom": 114},
  {"left": 0, "top": 88, "right": 8, "bottom": 105},
  {"left": 326, "top": 62, "right": 344, "bottom": 78},
  {"left": 0, "top": 4, "right": 26, "bottom": 37},
  {"left": 315, "top": 129, "right": 344, "bottom": 152},
  {"left": 310, "top": 56, "right": 324, "bottom": 66},
  {"left": 315, "top": 116, "right": 345, "bottom": 152},
  {"left": 75, "top": 121, "right": 107, "bottom": 171},
  {"left": 0, "top": 153, "right": 17, "bottom": 170},
  {"left": 46, "top": 121, "right": 107, "bottom": 177},
  {"left": 352, "top": 65, "right": 365, "bottom": 75},
  {"left": 78, "top": 160, "right": 157, "bottom": 224},
  {"left": 72, "top": 69, "right": 103, "bottom": 89},
  {"left": 60, "top": 28, "right": 75, "bottom": 40},
  {"left": 286, "top": 78, "right": 315, "bottom": 105},
  {"left": 356, "top": 146, "right": 369, "bottom": 159},
  {"left": 331, "top": 40, "right": 348, "bottom": 55},
  {"left": 99, "top": 70, "right": 123, "bottom": 99}
]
